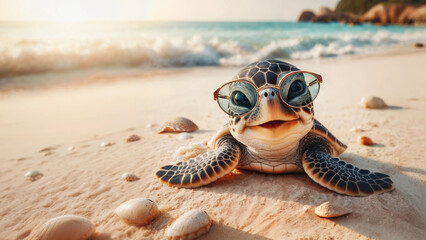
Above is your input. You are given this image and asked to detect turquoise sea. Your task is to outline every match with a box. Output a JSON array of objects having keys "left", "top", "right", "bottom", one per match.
[{"left": 1, "top": 21, "right": 425, "bottom": 77}]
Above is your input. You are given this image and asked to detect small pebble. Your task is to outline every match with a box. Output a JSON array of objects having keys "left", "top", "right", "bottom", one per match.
[
  {"left": 358, "top": 96, "right": 387, "bottom": 109},
  {"left": 146, "top": 123, "right": 156, "bottom": 128},
  {"left": 39, "top": 147, "right": 55, "bottom": 153},
  {"left": 126, "top": 134, "right": 141, "bottom": 142},
  {"left": 121, "top": 173, "right": 139, "bottom": 182},
  {"left": 414, "top": 42, "right": 424, "bottom": 48},
  {"left": 67, "top": 146, "right": 75, "bottom": 151},
  {"left": 100, "top": 142, "right": 114, "bottom": 147},
  {"left": 314, "top": 201, "right": 352, "bottom": 218},
  {"left": 358, "top": 136, "right": 374, "bottom": 146},
  {"left": 43, "top": 152, "right": 53, "bottom": 156},
  {"left": 158, "top": 117, "right": 199, "bottom": 133},
  {"left": 166, "top": 209, "right": 211, "bottom": 240},
  {"left": 25, "top": 170, "right": 43, "bottom": 181},
  {"left": 178, "top": 133, "right": 193, "bottom": 140},
  {"left": 350, "top": 127, "right": 364, "bottom": 133},
  {"left": 115, "top": 198, "right": 160, "bottom": 226}
]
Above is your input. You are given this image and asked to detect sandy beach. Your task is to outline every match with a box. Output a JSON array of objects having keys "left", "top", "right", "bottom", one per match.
[{"left": 0, "top": 47, "right": 425, "bottom": 240}]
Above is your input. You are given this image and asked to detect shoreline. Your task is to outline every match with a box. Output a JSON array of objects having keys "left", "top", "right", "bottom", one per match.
[{"left": 1, "top": 43, "right": 425, "bottom": 96}]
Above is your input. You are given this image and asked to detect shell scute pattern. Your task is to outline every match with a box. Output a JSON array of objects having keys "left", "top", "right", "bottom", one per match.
[{"left": 232, "top": 59, "right": 299, "bottom": 87}]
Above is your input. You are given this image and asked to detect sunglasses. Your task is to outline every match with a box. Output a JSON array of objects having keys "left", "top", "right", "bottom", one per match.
[{"left": 213, "top": 71, "right": 323, "bottom": 117}]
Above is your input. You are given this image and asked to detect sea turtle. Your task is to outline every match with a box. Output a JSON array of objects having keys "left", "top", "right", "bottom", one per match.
[{"left": 155, "top": 59, "right": 394, "bottom": 196}]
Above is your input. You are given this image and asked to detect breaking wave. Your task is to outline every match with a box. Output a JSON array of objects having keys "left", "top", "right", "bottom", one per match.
[{"left": 1, "top": 22, "right": 425, "bottom": 77}]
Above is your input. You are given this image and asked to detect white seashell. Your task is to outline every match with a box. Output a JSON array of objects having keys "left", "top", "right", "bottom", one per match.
[
  {"left": 358, "top": 96, "right": 388, "bottom": 109},
  {"left": 314, "top": 201, "right": 352, "bottom": 218},
  {"left": 67, "top": 146, "right": 75, "bottom": 151},
  {"left": 29, "top": 215, "right": 95, "bottom": 240},
  {"left": 25, "top": 170, "right": 43, "bottom": 182},
  {"left": 121, "top": 173, "right": 139, "bottom": 182},
  {"left": 166, "top": 209, "right": 211, "bottom": 240},
  {"left": 158, "top": 117, "right": 199, "bottom": 133},
  {"left": 146, "top": 123, "right": 156, "bottom": 128},
  {"left": 115, "top": 198, "right": 160, "bottom": 226},
  {"left": 100, "top": 142, "right": 114, "bottom": 147},
  {"left": 178, "top": 133, "right": 193, "bottom": 140}
]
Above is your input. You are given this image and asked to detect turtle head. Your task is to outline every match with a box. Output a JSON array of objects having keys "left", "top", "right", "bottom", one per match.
[{"left": 221, "top": 60, "right": 315, "bottom": 151}]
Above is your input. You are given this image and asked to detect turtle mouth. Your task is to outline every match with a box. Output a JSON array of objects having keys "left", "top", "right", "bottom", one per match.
[{"left": 258, "top": 120, "right": 286, "bottom": 129}]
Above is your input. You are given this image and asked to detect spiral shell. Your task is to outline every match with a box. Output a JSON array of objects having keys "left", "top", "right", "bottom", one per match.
[
  {"left": 166, "top": 209, "right": 211, "bottom": 240},
  {"left": 25, "top": 170, "right": 43, "bottom": 182},
  {"left": 115, "top": 198, "right": 160, "bottom": 226},
  {"left": 121, "top": 173, "right": 139, "bottom": 182},
  {"left": 29, "top": 215, "right": 95, "bottom": 240},
  {"left": 158, "top": 117, "right": 199, "bottom": 133}
]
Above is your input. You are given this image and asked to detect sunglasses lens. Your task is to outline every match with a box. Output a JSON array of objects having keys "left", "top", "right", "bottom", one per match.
[
  {"left": 216, "top": 81, "right": 258, "bottom": 116},
  {"left": 279, "top": 72, "right": 320, "bottom": 107}
]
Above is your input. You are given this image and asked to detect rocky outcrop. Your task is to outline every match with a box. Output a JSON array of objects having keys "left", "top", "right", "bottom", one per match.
[
  {"left": 310, "top": 7, "right": 360, "bottom": 23},
  {"left": 361, "top": 4, "right": 426, "bottom": 25},
  {"left": 405, "top": 5, "right": 426, "bottom": 25},
  {"left": 398, "top": 6, "right": 417, "bottom": 23},
  {"left": 298, "top": 3, "right": 426, "bottom": 26},
  {"left": 361, "top": 3, "right": 389, "bottom": 24},
  {"left": 298, "top": 10, "right": 315, "bottom": 22}
]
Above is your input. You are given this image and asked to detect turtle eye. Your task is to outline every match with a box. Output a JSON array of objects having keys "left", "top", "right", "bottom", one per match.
[
  {"left": 287, "top": 80, "right": 305, "bottom": 100},
  {"left": 279, "top": 72, "right": 320, "bottom": 107},
  {"left": 232, "top": 91, "right": 251, "bottom": 108}
]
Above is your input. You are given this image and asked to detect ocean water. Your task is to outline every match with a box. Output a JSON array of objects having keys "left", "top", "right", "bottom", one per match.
[{"left": 1, "top": 21, "right": 425, "bottom": 77}]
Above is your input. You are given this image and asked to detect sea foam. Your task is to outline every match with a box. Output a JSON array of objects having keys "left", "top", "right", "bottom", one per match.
[{"left": 0, "top": 22, "right": 425, "bottom": 77}]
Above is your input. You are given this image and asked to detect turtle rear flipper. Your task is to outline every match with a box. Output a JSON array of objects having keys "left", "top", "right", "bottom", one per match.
[
  {"left": 302, "top": 151, "right": 394, "bottom": 196},
  {"left": 156, "top": 135, "right": 241, "bottom": 188}
]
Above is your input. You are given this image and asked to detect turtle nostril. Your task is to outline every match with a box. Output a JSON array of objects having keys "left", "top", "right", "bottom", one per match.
[
  {"left": 264, "top": 92, "right": 268, "bottom": 97},
  {"left": 271, "top": 91, "right": 275, "bottom": 97}
]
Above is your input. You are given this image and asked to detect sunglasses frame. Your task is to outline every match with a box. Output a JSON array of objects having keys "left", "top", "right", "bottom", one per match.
[{"left": 213, "top": 70, "right": 323, "bottom": 117}]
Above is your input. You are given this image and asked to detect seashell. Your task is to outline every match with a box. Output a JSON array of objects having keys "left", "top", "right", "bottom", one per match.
[
  {"left": 178, "top": 133, "right": 193, "bottom": 140},
  {"left": 67, "top": 146, "right": 75, "bottom": 151},
  {"left": 358, "top": 96, "right": 387, "bottom": 109},
  {"left": 25, "top": 170, "right": 43, "bottom": 182},
  {"left": 28, "top": 214, "right": 95, "bottom": 240},
  {"left": 314, "top": 201, "right": 352, "bottom": 218},
  {"left": 115, "top": 198, "right": 160, "bottom": 226},
  {"left": 166, "top": 209, "right": 211, "bottom": 240},
  {"left": 158, "top": 117, "right": 198, "bottom": 133},
  {"left": 126, "top": 134, "right": 141, "bottom": 142},
  {"left": 121, "top": 173, "right": 139, "bottom": 182},
  {"left": 146, "top": 123, "right": 157, "bottom": 128},
  {"left": 100, "top": 142, "right": 114, "bottom": 147},
  {"left": 358, "top": 136, "right": 374, "bottom": 146}
]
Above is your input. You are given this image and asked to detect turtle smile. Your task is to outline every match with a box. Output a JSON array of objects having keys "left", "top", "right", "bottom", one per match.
[
  {"left": 256, "top": 118, "right": 299, "bottom": 129},
  {"left": 259, "top": 120, "right": 286, "bottom": 129}
]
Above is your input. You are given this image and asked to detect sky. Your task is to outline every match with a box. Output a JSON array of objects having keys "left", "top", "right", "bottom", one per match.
[{"left": 0, "top": 0, "right": 339, "bottom": 22}]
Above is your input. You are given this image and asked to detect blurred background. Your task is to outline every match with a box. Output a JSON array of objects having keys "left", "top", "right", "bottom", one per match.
[{"left": 0, "top": 0, "right": 425, "bottom": 83}]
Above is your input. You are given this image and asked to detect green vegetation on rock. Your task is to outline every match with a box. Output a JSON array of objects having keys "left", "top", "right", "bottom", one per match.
[{"left": 335, "top": 0, "right": 426, "bottom": 14}]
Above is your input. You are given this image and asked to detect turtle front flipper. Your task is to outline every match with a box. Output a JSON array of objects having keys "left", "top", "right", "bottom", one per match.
[
  {"left": 302, "top": 151, "right": 394, "bottom": 196},
  {"left": 156, "top": 135, "right": 241, "bottom": 188}
]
